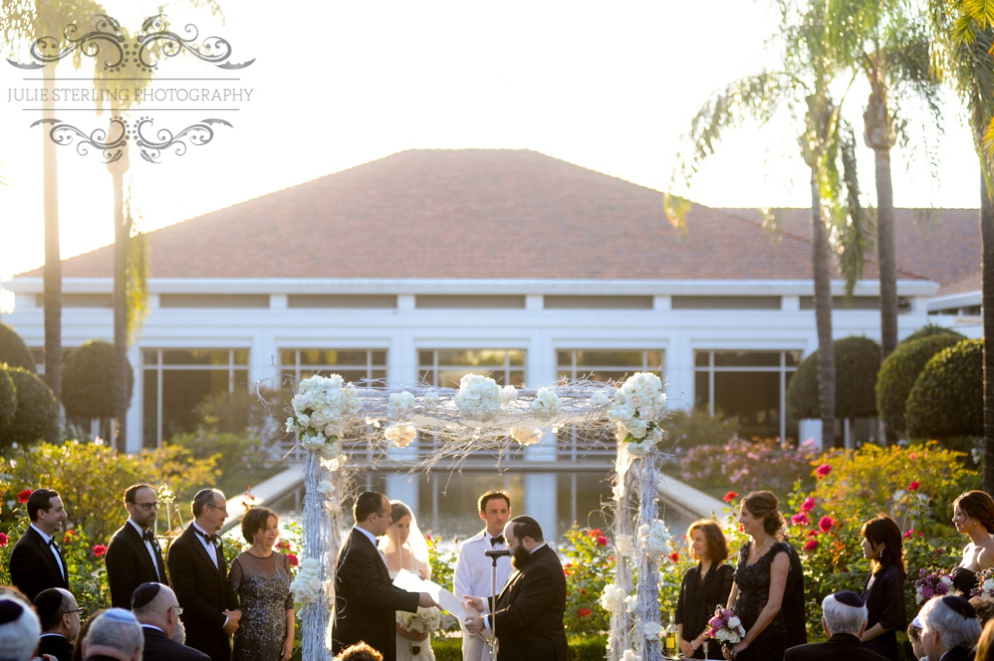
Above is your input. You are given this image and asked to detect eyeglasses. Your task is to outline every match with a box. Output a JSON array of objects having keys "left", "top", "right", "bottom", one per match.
[
  {"left": 170, "top": 604, "right": 184, "bottom": 615},
  {"left": 135, "top": 502, "right": 159, "bottom": 512},
  {"left": 208, "top": 504, "right": 228, "bottom": 515},
  {"left": 66, "top": 608, "right": 82, "bottom": 615}
]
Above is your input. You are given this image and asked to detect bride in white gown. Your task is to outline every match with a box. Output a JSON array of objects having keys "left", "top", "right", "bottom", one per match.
[{"left": 381, "top": 500, "right": 436, "bottom": 661}]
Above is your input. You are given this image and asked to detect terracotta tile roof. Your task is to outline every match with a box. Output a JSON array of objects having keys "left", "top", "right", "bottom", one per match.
[{"left": 16, "top": 149, "right": 971, "bottom": 283}]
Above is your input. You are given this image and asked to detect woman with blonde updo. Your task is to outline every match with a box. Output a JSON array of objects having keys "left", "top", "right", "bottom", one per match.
[{"left": 722, "top": 491, "right": 788, "bottom": 661}]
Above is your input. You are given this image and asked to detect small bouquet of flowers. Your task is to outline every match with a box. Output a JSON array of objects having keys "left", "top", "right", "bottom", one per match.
[
  {"left": 914, "top": 568, "right": 953, "bottom": 604},
  {"left": 706, "top": 607, "right": 745, "bottom": 650},
  {"left": 973, "top": 568, "right": 994, "bottom": 599},
  {"left": 397, "top": 607, "right": 443, "bottom": 656}
]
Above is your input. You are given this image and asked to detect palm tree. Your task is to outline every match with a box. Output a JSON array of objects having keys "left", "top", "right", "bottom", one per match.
[
  {"left": 925, "top": 2, "right": 994, "bottom": 492},
  {"left": 826, "top": 0, "right": 943, "bottom": 443},
  {"left": 673, "top": 0, "right": 865, "bottom": 447}
]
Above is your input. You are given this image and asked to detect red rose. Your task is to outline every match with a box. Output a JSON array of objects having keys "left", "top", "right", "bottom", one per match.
[
  {"left": 17, "top": 489, "right": 31, "bottom": 504},
  {"left": 286, "top": 554, "right": 298, "bottom": 566},
  {"left": 669, "top": 552, "right": 680, "bottom": 562},
  {"left": 800, "top": 497, "right": 815, "bottom": 512},
  {"left": 723, "top": 491, "right": 738, "bottom": 503},
  {"left": 0, "top": 533, "right": 7, "bottom": 547},
  {"left": 815, "top": 464, "right": 831, "bottom": 479},
  {"left": 803, "top": 540, "right": 818, "bottom": 551},
  {"left": 92, "top": 544, "right": 107, "bottom": 557},
  {"left": 791, "top": 513, "right": 809, "bottom": 526},
  {"left": 818, "top": 516, "right": 834, "bottom": 532},
  {"left": 908, "top": 481, "right": 920, "bottom": 491},
  {"left": 904, "top": 529, "right": 914, "bottom": 539},
  {"left": 596, "top": 535, "right": 608, "bottom": 546},
  {"left": 579, "top": 588, "right": 586, "bottom": 594},
  {"left": 807, "top": 529, "right": 819, "bottom": 538},
  {"left": 578, "top": 608, "right": 591, "bottom": 618}
]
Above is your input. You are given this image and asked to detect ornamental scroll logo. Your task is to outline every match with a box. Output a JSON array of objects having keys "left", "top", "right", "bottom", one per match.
[{"left": 6, "top": 14, "right": 253, "bottom": 163}]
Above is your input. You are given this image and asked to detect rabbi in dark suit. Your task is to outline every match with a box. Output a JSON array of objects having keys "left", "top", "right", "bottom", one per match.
[
  {"left": 166, "top": 489, "right": 240, "bottom": 661},
  {"left": 9, "top": 488, "right": 69, "bottom": 601},
  {"left": 332, "top": 491, "right": 434, "bottom": 661},
  {"left": 784, "top": 591, "right": 889, "bottom": 661},
  {"left": 464, "top": 515, "right": 569, "bottom": 661},
  {"left": 106, "top": 483, "right": 168, "bottom": 608}
]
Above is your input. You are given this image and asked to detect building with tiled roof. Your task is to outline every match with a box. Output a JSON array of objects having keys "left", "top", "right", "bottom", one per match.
[{"left": 1, "top": 149, "right": 978, "bottom": 455}]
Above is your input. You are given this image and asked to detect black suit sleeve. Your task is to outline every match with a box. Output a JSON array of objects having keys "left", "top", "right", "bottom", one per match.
[
  {"left": 490, "top": 560, "right": 558, "bottom": 635},
  {"left": 105, "top": 533, "right": 139, "bottom": 608},
  {"left": 337, "top": 541, "right": 419, "bottom": 614},
  {"left": 167, "top": 538, "right": 227, "bottom": 633}
]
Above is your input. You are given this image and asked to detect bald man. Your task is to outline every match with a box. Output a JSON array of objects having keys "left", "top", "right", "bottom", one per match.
[{"left": 132, "top": 582, "right": 210, "bottom": 661}]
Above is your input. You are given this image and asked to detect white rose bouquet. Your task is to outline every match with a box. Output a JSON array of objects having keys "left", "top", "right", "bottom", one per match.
[
  {"left": 706, "top": 607, "right": 745, "bottom": 650},
  {"left": 285, "top": 374, "right": 363, "bottom": 458},
  {"left": 454, "top": 374, "right": 505, "bottom": 422},
  {"left": 608, "top": 372, "right": 666, "bottom": 457},
  {"left": 529, "top": 387, "right": 563, "bottom": 419},
  {"left": 396, "top": 607, "right": 443, "bottom": 656},
  {"left": 599, "top": 583, "right": 628, "bottom": 614},
  {"left": 289, "top": 558, "right": 322, "bottom": 607}
]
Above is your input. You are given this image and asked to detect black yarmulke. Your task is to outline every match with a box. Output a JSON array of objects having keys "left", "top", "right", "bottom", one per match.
[
  {"left": 833, "top": 591, "right": 864, "bottom": 608},
  {"left": 32, "top": 589, "right": 63, "bottom": 623},
  {"left": 0, "top": 599, "right": 23, "bottom": 624},
  {"left": 131, "top": 582, "right": 162, "bottom": 610}
]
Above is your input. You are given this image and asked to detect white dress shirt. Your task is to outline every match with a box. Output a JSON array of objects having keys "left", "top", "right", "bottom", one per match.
[
  {"left": 128, "top": 518, "right": 161, "bottom": 577},
  {"left": 191, "top": 522, "right": 219, "bottom": 568},
  {"left": 454, "top": 529, "right": 512, "bottom": 661}
]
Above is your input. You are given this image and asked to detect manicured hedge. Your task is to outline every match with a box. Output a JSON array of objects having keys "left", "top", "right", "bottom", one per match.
[
  {"left": 786, "top": 336, "right": 880, "bottom": 420},
  {"left": 0, "top": 323, "right": 35, "bottom": 372},
  {"left": 901, "top": 323, "right": 964, "bottom": 345},
  {"left": 61, "top": 340, "right": 133, "bottom": 420},
  {"left": 0, "top": 366, "right": 57, "bottom": 447},
  {"left": 0, "top": 368, "right": 14, "bottom": 428},
  {"left": 876, "top": 333, "right": 963, "bottom": 434},
  {"left": 906, "top": 339, "right": 982, "bottom": 439}
]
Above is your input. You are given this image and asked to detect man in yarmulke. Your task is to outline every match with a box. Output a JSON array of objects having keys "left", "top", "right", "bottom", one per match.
[
  {"left": 132, "top": 582, "right": 210, "bottom": 661},
  {"left": 784, "top": 591, "right": 889, "bottom": 661},
  {"left": 33, "top": 587, "right": 80, "bottom": 661},
  {"left": 80, "top": 608, "right": 143, "bottom": 661},
  {"left": 0, "top": 595, "right": 42, "bottom": 661}
]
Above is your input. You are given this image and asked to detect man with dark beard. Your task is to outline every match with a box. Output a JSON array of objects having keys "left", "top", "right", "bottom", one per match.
[{"left": 463, "top": 515, "right": 568, "bottom": 661}]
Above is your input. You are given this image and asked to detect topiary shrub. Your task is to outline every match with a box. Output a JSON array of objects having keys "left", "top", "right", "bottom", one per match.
[
  {"left": 0, "top": 323, "right": 35, "bottom": 372},
  {"left": 876, "top": 334, "right": 963, "bottom": 435},
  {"left": 0, "top": 367, "right": 57, "bottom": 447},
  {"left": 0, "top": 368, "right": 15, "bottom": 429},
  {"left": 901, "top": 323, "right": 965, "bottom": 345},
  {"left": 61, "top": 340, "right": 133, "bottom": 420},
  {"left": 786, "top": 336, "right": 881, "bottom": 420},
  {"left": 905, "top": 340, "right": 982, "bottom": 440}
]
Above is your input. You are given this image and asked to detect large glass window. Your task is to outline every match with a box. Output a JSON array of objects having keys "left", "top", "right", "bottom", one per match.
[
  {"left": 280, "top": 349, "right": 387, "bottom": 385},
  {"left": 556, "top": 349, "right": 665, "bottom": 461},
  {"left": 418, "top": 349, "right": 525, "bottom": 388},
  {"left": 142, "top": 348, "right": 249, "bottom": 448},
  {"left": 693, "top": 350, "right": 800, "bottom": 441}
]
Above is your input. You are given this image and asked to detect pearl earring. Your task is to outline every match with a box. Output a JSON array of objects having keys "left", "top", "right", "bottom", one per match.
[{"left": 878, "top": 548, "right": 884, "bottom": 559}]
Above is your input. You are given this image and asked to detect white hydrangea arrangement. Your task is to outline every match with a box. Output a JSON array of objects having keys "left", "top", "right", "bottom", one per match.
[
  {"left": 639, "top": 520, "right": 672, "bottom": 563},
  {"left": 608, "top": 372, "right": 666, "bottom": 456},
  {"left": 285, "top": 374, "right": 363, "bottom": 457},
  {"left": 289, "top": 558, "right": 322, "bottom": 606},
  {"left": 529, "top": 387, "right": 563, "bottom": 419},
  {"left": 615, "top": 533, "right": 634, "bottom": 557},
  {"left": 386, "top": 391, "right": 417, "bottom": 421},
  {"left": 599, "top": 583, "right": 628, "bottom": 614},
  {"left": 643, "top": 622, "right": 663, "bottom": 640},
  {"left": 622, "top": 650, "right": 640, "bottom": 661},
  {"left": 454, "top": 374, "right": 516, "bottom": 422}
]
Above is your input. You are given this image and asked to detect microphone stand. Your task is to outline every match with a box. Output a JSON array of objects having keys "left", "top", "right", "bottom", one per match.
[{"left": 484, "top": 548, "right": 511, "bottom": 661}]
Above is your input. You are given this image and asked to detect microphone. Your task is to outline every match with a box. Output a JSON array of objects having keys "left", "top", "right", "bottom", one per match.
[{"left": 485, "top": 549, "right": 511, "bottom": 558}]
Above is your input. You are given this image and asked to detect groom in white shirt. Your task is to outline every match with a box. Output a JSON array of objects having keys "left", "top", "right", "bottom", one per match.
[{"left": 454, "top": 490, "right": 512, "bottom": 661}]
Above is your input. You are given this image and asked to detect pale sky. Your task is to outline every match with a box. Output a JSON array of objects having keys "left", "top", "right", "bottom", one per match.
[{"left": 0, "top": 0, "right": 981, "bottom": 283}]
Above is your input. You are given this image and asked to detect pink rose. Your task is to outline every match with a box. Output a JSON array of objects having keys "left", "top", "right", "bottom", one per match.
[
  {"left": 800, "top": 497, "right": 815, "bottom": 512},
  {"left": 791, "top": 513, "right": 809, "bottom": 526},
  {"left": 286, "top": 554, "right": 298, "bottom": 567},
  {"left": 815, "top": 464, "right": 831, "bottom": 479},
  {"left": 908, "top": 481, "right": 920, "bottom": 490},
  {"left": 818, "top": 516, "right": 834, "bottom": 532},
  {"left": 904, "top": 529, "right": 914, "bottom": 539},
  {"left": 803, "top": 540, "right": 818, "bottom": 551},
  {"left": 92, "top": 544, "right": 107, "bottom": 557}
]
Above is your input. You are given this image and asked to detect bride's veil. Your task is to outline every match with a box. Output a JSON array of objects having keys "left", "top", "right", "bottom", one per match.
[{"left": 380, "top": 499, "right": 431, "bottom": 579}]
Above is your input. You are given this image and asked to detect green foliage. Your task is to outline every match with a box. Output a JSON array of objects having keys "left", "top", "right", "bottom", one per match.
[
  {"left": 169, "top": 429, "right": 279, "bottom": 499},
  {"left": 0, "top": 366, "right": 57, "bottom": 448},
  {"left": 0, "top": 368, "right": 15, "bottom": 429},
  {"left": 877, "top": 333, "right": 963, "bottom": 434},
  {"left": 562, "top": 526, "right": 613, "bottom": 633},
  {"left": 787, "top": 336, "right": 881, "bottom": 420},
  {"left": 902, "top": 324, "right": 965, "bottom": 345},
  {"left": 429, "top": 634, "right": 607, "bottom": 660},
  {"left": 0, "top": 323, "right": 35, "bottom": 372},
  {"left": 905, "top": 340, "right": 983, "bottom": 440},
  {"left": 0, "top": 441, "right": 219, "bottom": 542},
  {"left": 61, "top": 340, "right": 134, "bottom": 420},
  {"left": 666, "top": 409, "right": 739, "bottom": 450},
  {"left": 680, "top": 437, "right": 820, "bottom": 495}
]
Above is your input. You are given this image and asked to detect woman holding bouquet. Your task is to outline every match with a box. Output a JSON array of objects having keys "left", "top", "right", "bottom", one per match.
[
  {"left": 676, "top": 519, "right": 734, "bottom": 658},
  {"left": 722, "top": 491, "right": 788, "bottom": 661},
  {"left": 858, "top": 514, "right": 906, "bottom": 661},
  {"left": 381, "top": 501, "right": 436, "bottom": 661},
  {"left": 950, "top": 490, "right": 994, "bottom": 595}
]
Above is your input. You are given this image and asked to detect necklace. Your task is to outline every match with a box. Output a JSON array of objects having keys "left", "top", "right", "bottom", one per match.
[{"left": 751, "top": 537, "right": 771, "bottom": 560}]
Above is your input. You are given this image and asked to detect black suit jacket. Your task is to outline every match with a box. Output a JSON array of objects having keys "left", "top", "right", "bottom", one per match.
[
  {"left": 783, "top": 542, "right": 807, "bottom": 648},
  {"left": 487, "top": 544, "right": 568, "bottom": 661},
  {"left": 166, "top": 524, "right": 238, "bottom": 661},
  {"left": 784, "top": 632, "right": 891, "bottom": 661},
  {"left": 141, "top": 625, "right": 211, "bottom": 661},
  {"left": 37, "top": 633, "right": 72, "bottom": 661},
  {"left": 9, "top": 526, "right": 68, "bottom": 601},
  {"left": 332, "top": 528, "right": 420, "bottom": 661},
  {"left": 105, "top": 521, "right": 168, "bottom": 608}
]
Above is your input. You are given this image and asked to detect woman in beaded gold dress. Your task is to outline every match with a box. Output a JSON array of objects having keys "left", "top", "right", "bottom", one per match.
[{"left": 228, "top": 507, "right": 295, "bottom": 661}]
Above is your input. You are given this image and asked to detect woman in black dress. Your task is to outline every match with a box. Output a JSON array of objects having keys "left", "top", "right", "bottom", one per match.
[
  {"left": 859, "top": 514, "right": 906, "bottom": 661},
  {"left": 676, "top": 519, "right": 734, "bottom": 659},
  {"left": 722, "top": 491, "right": 789, "bottom": 661}
]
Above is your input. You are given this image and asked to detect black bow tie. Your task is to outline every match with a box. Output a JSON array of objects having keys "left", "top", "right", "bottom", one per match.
[
  {"left": 490, "top": 535, "right": 504, "bottom": 547},
  {"left": 198, "top": 530, "right": 218, "bottom": 545},
  {"left": 48, "top": 539, "right": 60, "bottom": 551},
  {"left": 143, "top": 530, "right": 156, "bottom": 543}
]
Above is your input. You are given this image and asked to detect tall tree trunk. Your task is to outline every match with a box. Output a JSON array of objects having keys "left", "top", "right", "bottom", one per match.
[
  {"left": 865, "top": 79, "right": 899, "bottom": 445},
  {"left": 982, "top": 172, "right": 994, "bottom": 495},
  {"left": 41, "top": 71, "right": 61, "bottom": 443},
  {"left": 811, "top": 166, "right": 837, "bottom": 447},
  {"left": 109, "top": 142, "right": 129, "bottom": 452}
]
